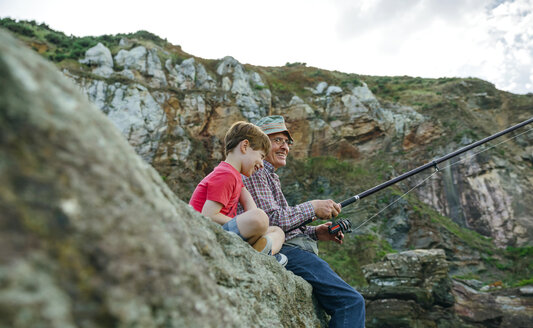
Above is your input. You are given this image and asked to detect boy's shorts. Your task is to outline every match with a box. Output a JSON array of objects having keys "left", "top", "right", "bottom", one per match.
[{"left": 222, "top": 217, "right": 246, "bottom": 240}]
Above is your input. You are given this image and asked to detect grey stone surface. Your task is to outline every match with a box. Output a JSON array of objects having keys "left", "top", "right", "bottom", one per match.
[
  {"left": 0, "top": 30, "right": 326, "bottom": 328},
  {"left": 115, "top": 46, "right": 148, "bottom": 72},
  {"left": 83, "top": 80, "right": 167, "bottom": 162},
  {"left": 314, "top": 81, "right": 328, "bottom": 94},
  {"left": 79, "top": 42, "right": 113, "bottom": 68},
  {"left": 146, "top": 48, "right": 167, "bottom": 87}
]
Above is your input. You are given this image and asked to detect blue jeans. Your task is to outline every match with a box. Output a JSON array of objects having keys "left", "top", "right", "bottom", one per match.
[
  {"left": 222, "top": 217, "right": 245, "bottom": 240},
  {"left": 281, "top": 245, "right": 365, "bottom": 328}
]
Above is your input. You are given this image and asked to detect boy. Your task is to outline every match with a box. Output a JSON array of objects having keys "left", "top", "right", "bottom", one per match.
[{"left": 189, "top": 121, "right": 286, "bottom": 265}]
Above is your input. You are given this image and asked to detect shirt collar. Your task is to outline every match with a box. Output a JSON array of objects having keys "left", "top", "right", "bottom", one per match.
[{"left": 263, "top": 160, "right": 275, "bottom": 173}]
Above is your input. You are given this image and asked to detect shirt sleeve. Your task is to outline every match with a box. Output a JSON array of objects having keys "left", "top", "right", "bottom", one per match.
[
  {"left": 206, "top": 171, "right": 236, "bottom": 207},
  {"left": 244, "top": 170, "right": 315, "bottom": 232},
  {"left": 303, "top": 226, "right": 318, "bottom": 240}
]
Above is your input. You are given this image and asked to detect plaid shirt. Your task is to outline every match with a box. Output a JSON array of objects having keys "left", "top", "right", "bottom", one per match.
[{"left": 240, "top": 161, "right": 317, "bottom": 241}]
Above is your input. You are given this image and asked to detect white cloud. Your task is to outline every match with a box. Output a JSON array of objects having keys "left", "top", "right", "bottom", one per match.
[{"left": 1, "top": 0, "right": 532, "bottom": 94}]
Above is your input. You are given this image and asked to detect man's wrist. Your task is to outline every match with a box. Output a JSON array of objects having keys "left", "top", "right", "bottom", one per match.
[
  {"left": 299, "top": 201, "right": 315, "bottom": 222},
  {"left": 306, "top": 225, "right": 318, "bottom": 240}
]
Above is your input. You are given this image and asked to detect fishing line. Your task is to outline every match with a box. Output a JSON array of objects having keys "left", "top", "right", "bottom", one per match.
[
  {"left": 437, "top": 126, "right": 533, "bottom": 172},
  {"left": 352, "top": 169, "right": 439, "bottom": 231},
  {"left": 352, "top": 125, "right": 533, "bottom": 232}
]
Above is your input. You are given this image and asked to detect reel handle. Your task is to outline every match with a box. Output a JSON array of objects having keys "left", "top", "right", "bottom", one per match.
[{"left": 328, "top": 218, "right": 352, "bottom": 235}]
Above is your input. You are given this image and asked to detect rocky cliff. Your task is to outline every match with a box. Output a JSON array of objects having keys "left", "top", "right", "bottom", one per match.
[
  {"left": 2, "top": 19, "right": 533, "bottom": 327},
  {"left": 361, "top": 249, "right": 533, "bottom": 328},
  {"left": 68, "top": 40, "right": 532, "bottom": 251},
  {"left": 0, "top": 30, "right": 326, "bottom": 327}
]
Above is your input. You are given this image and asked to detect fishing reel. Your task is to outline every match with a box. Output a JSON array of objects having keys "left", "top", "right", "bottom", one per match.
[{"left": 328, "top": 218, "right": 352, "bottom": 235}]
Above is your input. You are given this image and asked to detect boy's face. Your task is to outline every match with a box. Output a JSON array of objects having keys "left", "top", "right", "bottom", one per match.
[{"left": 241, "top": 145, "right": 266, "bottom": 177}]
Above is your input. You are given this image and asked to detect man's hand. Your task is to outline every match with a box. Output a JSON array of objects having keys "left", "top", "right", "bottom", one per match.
[
  {"left": 316, "top": 222, "right": 344, "bottom": 244},
  {"left": 311, "top": 199, "right": 341, "bottom": 219}
]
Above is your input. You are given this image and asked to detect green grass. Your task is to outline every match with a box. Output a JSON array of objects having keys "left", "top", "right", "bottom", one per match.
[{"left": 404, "top": 192, "right": 494, "bottom": 252}]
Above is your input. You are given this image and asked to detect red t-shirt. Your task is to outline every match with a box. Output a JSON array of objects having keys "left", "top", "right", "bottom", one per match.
[{"left": 189, "top": 162, "right": 243, "bottom": 218}]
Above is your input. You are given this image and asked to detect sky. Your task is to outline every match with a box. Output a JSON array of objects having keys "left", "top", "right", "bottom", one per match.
[{"left": 1, "top": 0, "right": 532, "bottom": 94}]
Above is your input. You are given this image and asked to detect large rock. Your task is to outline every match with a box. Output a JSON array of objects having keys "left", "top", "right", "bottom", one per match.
[
  {"left": 82, "top": 80, "right": 167, "bottom": 162},
  {"left": 417, "top": 153, "right": 533, "bottom": 247},
  {"left": 79, "top": 42, "right": 113, "bottom": 68},
  {"left": 115, "top": 45, "right": 147, "bottom": 72},
  {"left": 0, "top": 30, "right": 326, "bottom": 327},
  {"left": 361, "top": 249, "right": 457, "bottom": 327},
  {"left": 453, "top": 281, "right": 533, "bottom": 327},
  {"left": 361, "top": 249, "right": 533, "bottom": 327},
  {"left": 79, "top": 42, "right": 114, "bottom": 78},
  {"left": 146, "top": 48, "right": 167, "bottom": 87},
  {"left": 216, "top": 56, "right": 270, "bottom": 121},
  {"left": 362, "top": 249, "right": 454, "bottom": 308}
]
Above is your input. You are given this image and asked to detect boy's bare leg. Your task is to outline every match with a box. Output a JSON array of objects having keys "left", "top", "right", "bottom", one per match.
[
  {"left": 264, "top": 226, "right": 284, "bottom": 255},
  {"left": 235, "top": 208, "right": 268, "bottom": 245}
]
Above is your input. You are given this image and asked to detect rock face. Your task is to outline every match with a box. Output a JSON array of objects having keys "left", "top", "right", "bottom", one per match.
[
  {"left": 361, "top": 249, "right": 533, "bottom": 327},
  {"left": 361, "top": 249, "right": 457, "bottom": 327},
  {"left": 453, "top": 281, "right": 533, "bottom": 327},
  {"left": 416, "top": 153, "right": 533, "bottom": 247},
  {"left": 83, "top": 80, "right": 168, "bottom": 162},
  {"left": 0, "top": 30, "right": 326, "bottom": 327}
]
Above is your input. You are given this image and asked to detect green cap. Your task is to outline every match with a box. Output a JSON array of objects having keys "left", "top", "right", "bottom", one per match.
[{"left": 255, "top": 115, "right": 293, "bottom": 141}]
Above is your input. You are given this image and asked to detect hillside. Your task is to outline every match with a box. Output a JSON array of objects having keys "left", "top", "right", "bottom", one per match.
[{"left": 2, "top": 18, "right": 533, "bottom": 326}]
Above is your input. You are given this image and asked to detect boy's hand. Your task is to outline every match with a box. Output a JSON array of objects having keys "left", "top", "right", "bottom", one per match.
[
  {"left": 316, "top": 222, "right": 344, "bottom": 244},
  {"left": 311, "top": 200, "right": 341, "bottom": 219}
]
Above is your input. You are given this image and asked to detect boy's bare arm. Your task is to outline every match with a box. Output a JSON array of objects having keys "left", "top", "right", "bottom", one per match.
[
  {"left": 239, "top": 187, "right": 258, "bottom": 212},
  {"left": 201, "top": 200, "right": 232, "bottom": 225}
]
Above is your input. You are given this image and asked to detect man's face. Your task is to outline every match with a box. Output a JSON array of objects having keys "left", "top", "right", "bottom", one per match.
[{"left": 265, "top": 132, "right": 291, "bottom": 170}]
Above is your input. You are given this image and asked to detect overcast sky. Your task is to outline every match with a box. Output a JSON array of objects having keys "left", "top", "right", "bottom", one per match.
[{"left": 1, "top": 0, "right": 532, "bottom": 94}]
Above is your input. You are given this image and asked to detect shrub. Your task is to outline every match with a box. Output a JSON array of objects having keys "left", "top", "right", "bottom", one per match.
[
  {"left": 285, "top": 62, "right": 306, "bottom": 67},
  {"left": 128, "top": 30, "right": 166, "bottom": 44},
  {"left": 45, "top": 32, "right": 69, "bottom": 46},
  {"left": 51, "top": 53, "right": 67, "bottom": 62},
  {"left": 340, "top": 78, "right": 363, "bottom": 88},
  {"left": 0, "top": 19, "right": 35, "bottom": 37}
]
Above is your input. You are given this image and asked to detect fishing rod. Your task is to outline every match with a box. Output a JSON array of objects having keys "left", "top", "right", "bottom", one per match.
[{"left": 289, "top": 116, "right": 533, "bottom": 235}]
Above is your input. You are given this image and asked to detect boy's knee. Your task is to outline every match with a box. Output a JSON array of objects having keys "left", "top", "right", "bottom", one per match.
[
  {"left": 249, "top": 208, "right": 269, "bottom": 231},
  {"left": 271, "top": 225, "right": 284, "bottom": 235}
]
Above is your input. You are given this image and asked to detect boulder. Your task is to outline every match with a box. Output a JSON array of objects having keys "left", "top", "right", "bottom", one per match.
[
  {"left": 215, "top": 57, "right": 270, "bottom": 122},
  {"left": 146, "top": 49, "right": 167, "bottom": 87},
  {"left": 326, "top": 85, "right": 343, "bottom": 95},
  {"left": 216, "top": 56, "right": 240, "bottom": 76},
  {"left": 115, "top": 46, "right": 147, "bottom": 72},
  {"left": 352, "top": 82, "right": 378, "bottom": 104},
  {"left": 196, "top": 63, "right": 216, "bottom": 90},
  {"left": 0, "top": 29, "right": 326, "bottom": 328},
  {"left": 362, "top": 249, "right": 453, "bottom": 308},
  {"left": 79, "top": 42, "right": 113, "bottom": 68},
  {"left": 453, "top": 281, "right": 533, "bottom": 327},
  {"left": 175, "top": 57, "right": 196, "bottom": 90},
  {"left": 79, "top": 43, "right": 114, "bottom": 78},
  {"left": 82, "top": 80, "right": 167, "bottom": 162},
  {"left": 361, "top": 249, "right": 457, "bottom": 327},
  {"left": 313, "top": 81, "right": 328, "bottom": 94}
]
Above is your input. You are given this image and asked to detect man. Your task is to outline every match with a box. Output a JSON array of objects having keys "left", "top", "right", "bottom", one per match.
[{"left": 241, "top": 115, "right": 365, "bottom": 328}]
